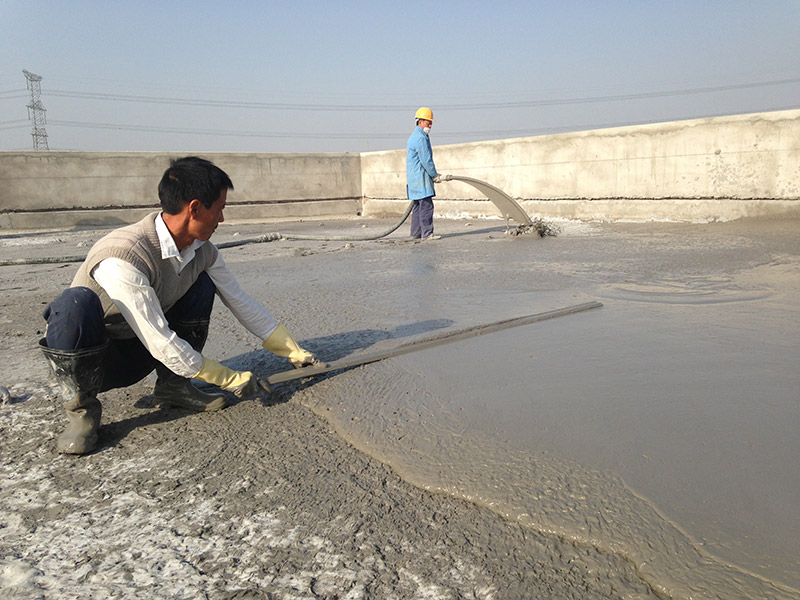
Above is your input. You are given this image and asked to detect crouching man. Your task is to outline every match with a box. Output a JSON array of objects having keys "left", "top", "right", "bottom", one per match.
[{"left": 40, "top": 156, "right": 319, "bottom": 455}]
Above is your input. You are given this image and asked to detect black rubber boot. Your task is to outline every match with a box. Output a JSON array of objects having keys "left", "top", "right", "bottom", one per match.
[
  {"left": 153, "top": 321, "right": 227, "bottom": 412},
  {"left": 39, "top": 338, "right": 108, "bottom": 455}
]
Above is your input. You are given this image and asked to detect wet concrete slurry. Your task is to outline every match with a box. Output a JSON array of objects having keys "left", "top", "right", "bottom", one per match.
[{"left": 0, "top": 216, "right": 798, "bottom": 599}]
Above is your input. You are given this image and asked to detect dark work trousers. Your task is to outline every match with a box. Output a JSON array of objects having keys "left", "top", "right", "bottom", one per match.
[
  {"left": 410, "top": 197, "right": 435, "bottom": 239},
  {"left": 42, "top": 272, "right": 216, "bottom": 392}
]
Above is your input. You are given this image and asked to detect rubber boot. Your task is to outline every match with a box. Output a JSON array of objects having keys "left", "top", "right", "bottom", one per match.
[
  {"left": 153, "top": 321, "right": 227, "bottom": 412},
  {"left": 39, "top": 338, "right": 108, "bottom": 455}
]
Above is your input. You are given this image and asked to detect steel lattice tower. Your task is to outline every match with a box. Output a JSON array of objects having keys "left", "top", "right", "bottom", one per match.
[{"left": 23, "top": 70, "right": 49, "bottom": 151}]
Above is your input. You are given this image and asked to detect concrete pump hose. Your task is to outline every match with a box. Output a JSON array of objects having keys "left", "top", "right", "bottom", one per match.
[
  {"left": 216, "top": 199, "right": 414, "bottom": 248},
  {"left": 0, "top": 200, "right": 415, "bottom": 266}
]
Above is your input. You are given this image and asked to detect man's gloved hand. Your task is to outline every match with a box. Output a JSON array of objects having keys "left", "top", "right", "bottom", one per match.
[
  {"left": 262, "top": 323, "right": 323, "bottom": 369},
  {"left": 194, "top": 357, "right": 268, "bottom": 398},
  {"left": 227, "top": 372, "right": 270, "bottom": 397},
  {"left": 290, "top": 355, "right": 320, "bottom": 369},
  {"left": 433, "top": 174, "right": 442, "bottom": 183}
]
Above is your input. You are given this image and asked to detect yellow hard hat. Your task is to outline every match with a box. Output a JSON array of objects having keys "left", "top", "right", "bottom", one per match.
[{"left": 414, "top": 107, "right": 434, "bottom": 122}]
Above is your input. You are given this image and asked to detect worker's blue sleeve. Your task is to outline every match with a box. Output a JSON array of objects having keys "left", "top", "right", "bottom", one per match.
[{"left": 406, "top": 127, "right": 438, "bottom": 200}]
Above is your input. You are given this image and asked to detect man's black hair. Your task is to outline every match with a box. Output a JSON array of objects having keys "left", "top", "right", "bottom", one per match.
[{"left": 158, "top": 156, "right": 234, "bottom": 214}]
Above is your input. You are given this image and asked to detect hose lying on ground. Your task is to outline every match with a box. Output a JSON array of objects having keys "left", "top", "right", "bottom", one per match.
[
  {"left": 0, "top": 201, "right": 415, "bottom": 267},
  {"left": 217, "top": 200, "right": 414, "bottom": 249}
]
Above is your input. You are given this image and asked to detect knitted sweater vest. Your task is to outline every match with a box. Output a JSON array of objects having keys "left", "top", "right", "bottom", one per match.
[{"left": 72, "top": 211, "right": 219, "bottom": 339}]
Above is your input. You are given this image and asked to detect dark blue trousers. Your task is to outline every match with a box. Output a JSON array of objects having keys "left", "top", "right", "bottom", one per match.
[
  {"left": 410, "top": 197, "right": 435, "bottom": 239},
  {"left": 42, "top": 273, "right": 216, "bottom": 392}
]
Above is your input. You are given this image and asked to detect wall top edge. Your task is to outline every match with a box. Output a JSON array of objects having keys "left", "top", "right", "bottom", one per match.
[{"left": 361, "top": 107, "right": 800, "bottom": 157}]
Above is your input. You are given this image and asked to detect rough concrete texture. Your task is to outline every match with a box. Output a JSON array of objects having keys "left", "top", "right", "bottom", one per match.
[{"left": 0, "top": 215, "right": 798, "bottom": 599}]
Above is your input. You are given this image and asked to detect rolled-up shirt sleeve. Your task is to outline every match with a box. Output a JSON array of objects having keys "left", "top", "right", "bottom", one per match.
[{"left": 93, "top": 258, "right": 203, "bottom": 378}]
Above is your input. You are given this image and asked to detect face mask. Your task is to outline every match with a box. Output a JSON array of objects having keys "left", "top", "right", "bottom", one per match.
[{"left": 423, "top": 127, "right": 431, "bottom": 135}]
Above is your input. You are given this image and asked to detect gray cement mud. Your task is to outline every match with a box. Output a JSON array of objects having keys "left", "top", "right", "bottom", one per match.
[{"left": 0, "top": 215, "right": 798, "bottom": 599}]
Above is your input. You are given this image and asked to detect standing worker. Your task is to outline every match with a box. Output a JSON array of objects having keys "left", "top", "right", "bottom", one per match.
[
  {"left": 406, "top": 107, "right": 442, "bottom": 240},
  {"left": 39, "top": 156, "right": 320, "bottom": 455}
]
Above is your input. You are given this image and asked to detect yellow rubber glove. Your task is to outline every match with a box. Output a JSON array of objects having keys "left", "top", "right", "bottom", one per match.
[
  {"left": 193, "top": 357, "right": 267, "bottom": 398},
  {"left": 262, "top": 323, "right": 318, "bottom": 368}
]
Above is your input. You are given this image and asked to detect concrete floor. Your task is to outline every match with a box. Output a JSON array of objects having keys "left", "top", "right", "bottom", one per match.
[{"left": 1, "top": 215, "right": 798, "bottom": 599}]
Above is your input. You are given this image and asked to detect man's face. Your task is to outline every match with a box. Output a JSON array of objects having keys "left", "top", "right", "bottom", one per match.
[
  {"left": 189, "top": 189, "right": 227, "bottom": 242},
  {"left": 420, "top": 119, "right": 432, "bottom": 129}
]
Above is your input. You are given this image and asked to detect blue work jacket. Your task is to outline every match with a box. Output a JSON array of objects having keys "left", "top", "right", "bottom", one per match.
[{"left": 406, "top": 126, "right": 438, "bottom": 200}]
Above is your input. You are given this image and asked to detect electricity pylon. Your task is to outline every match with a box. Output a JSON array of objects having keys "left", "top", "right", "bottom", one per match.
[{"left": 23, "top": 70, "right": 49, "bottom": 151}]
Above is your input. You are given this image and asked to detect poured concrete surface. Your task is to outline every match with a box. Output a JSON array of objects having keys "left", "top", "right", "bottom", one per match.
[{"left": 0, "top": 216, "right": 798, "bottom": 599}]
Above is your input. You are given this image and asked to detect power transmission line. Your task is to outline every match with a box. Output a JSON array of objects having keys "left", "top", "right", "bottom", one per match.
[
  {"left": 50, "top": 120, "right": 384, "bottom": 139},
  {"left": 7, "top": 75, "right": 797, "bottom": 151},
  {"left": 0, "top": 91, "right": 27, "bottom": 100},
  {"left": 0, "top": 120, "right": 31, "bottom": 130},
  {"left": 43, "top": 77, "right": 800, "bottom": 112},
  {"left": 49, "top": 103, "right": 800, "bottom": 143}
]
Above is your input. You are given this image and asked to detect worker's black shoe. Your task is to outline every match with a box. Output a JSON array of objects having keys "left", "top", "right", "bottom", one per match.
[
  {"left": 154, "top": 374, "right": 227, "bottom": 412},
  {"left": 155, "top": 319, "right": 226, "bottom": 412}
]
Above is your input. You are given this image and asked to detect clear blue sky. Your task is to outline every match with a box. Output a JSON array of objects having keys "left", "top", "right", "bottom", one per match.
[{"left": 2, "top": 0, "right": 798, "bottom": 152}]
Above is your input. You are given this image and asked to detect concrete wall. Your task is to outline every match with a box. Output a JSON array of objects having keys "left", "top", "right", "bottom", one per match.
[
  {"left": 362, "top": 109, "right": 800, "bottom": 222},
  {"left": 1, "top": 109, "right": 798, "bottom": 229},
  {"left": 0, "top": 152, "right": 362, "bottom": 229}
]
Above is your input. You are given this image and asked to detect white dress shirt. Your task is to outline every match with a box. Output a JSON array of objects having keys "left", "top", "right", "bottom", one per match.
[{"left": 92, "top": 213, "right": 278, "bottom": 378}]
